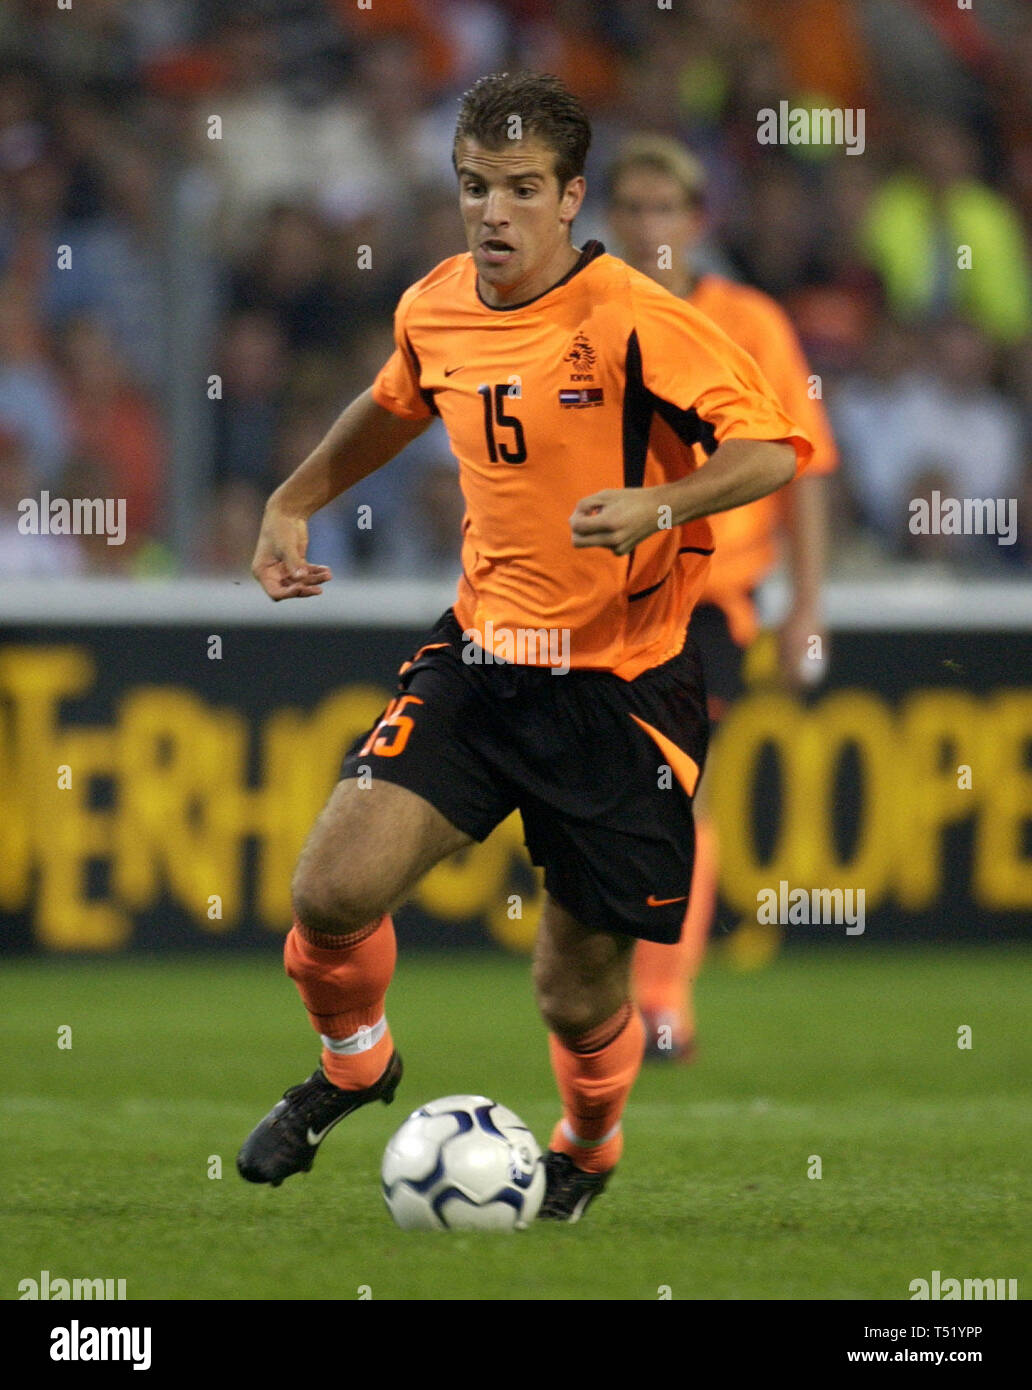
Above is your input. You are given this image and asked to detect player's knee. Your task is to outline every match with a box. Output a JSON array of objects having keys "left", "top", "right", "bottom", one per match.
[
  {"left": 291, "top": 863, "right": 387, "bottom": 937},
  {"left": 538, "top": 995, "right": 608, "bottom": 1039},
  {"left": 533, "top": 966, "right": 607, "bottom": 1039}
]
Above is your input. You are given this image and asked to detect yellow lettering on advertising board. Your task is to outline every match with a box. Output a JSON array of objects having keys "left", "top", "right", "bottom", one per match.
[{"left": 0, "top": 647, "right": 1028, "bottom": 950}]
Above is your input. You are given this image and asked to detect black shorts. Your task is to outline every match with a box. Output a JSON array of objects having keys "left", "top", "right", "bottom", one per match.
[{"left": 340, "top": 609, "right": 709, "bottom": 944}]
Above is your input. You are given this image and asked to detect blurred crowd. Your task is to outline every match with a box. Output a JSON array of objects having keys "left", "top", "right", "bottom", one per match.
[{"left": 0, "top": 0, "right": 1029, "bottom": 580}]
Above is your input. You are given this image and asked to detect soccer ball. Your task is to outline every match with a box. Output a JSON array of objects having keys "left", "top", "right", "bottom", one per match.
[{"left": 381, "top": 1095, "right": 545, "bottom": 1231}]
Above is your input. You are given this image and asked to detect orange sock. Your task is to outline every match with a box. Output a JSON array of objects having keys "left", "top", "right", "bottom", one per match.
[
  {"left": 284, "top": 912, "right": 396, "bottom": 1090},
  {"left": 633, "top": 816, "right": 718, "bottom": 1038},
  {"left": 548, "top": 1002, "right": 646, "bottom": 1173}
]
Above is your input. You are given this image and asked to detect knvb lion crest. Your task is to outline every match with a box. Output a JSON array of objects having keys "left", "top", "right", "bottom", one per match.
[{"left": 564, "top": 332, "right": 596, "bottom": 379}]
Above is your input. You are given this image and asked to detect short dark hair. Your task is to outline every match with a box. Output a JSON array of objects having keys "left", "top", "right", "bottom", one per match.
[
  {"left": 452, "top": 72, "right": 592, "bottom": 192},
  {"left": 604, "top": 136, "right": 707, "bottom": 211}
]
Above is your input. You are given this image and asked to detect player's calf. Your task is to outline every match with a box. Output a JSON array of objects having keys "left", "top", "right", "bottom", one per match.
[
  {"left": 241, "top": 781, "right": 472, "bottom": 1189},
  {"left": 533, "top": 899, "right": 646, "bottom": 1220},
  {"left": 237, "top": 911, "right": 403, "bottom": 1186}
]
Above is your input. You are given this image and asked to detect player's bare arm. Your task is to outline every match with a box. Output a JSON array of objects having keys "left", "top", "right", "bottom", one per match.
[
  {"left": 252, "top": 388, "right": 431, "bottom": 601},
  {"left": 779, "top": 471, "right": 829, "bottom": 687},
  {"left": 570, "top": 437, "right": 796, "bottom": 556}
]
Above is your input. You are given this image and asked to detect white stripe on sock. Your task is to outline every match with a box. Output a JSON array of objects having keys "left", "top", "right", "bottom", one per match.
[
  {"left": 321, "top": 1016, "right": 386, "bottom": 1055},
  {"left": 561, "top": 1118, "right": 621, "bottom": 1149}
]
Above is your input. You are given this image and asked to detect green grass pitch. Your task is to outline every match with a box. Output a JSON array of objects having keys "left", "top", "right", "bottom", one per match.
[{"left": 1, "top": 945, "right": 1028, "bottom": 1301}]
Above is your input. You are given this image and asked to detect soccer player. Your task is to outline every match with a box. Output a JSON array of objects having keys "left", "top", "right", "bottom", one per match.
[
  {"left": 237, "top": 74, "right": 813, "bottom": 1221},
  {"left": 605, "top": 136, "right": 838, "bottom": 1061}
]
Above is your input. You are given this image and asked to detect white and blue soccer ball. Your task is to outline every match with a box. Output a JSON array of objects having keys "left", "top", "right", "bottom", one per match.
[{"left": 382, "top": 1095, "right": 545, "bottom": 1231}]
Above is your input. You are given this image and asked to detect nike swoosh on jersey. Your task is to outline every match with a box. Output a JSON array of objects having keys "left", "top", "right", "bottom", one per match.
[
  {"left": 443, "top": 365, "right": 464, "bottom": 376},
  {"left": 646, "top": 894, "right": 689, "bottom": 907}
]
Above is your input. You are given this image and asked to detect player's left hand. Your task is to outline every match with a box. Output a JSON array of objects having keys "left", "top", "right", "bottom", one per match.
[
  {"left": 570, "top": 488, "right": 666, "bottom": 556},
  {"left": 778, "top": 607, "right": 829, "bottom": 690}
]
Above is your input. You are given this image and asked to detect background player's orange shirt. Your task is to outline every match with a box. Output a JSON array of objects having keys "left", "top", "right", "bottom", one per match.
[
  {"left": 373, "top": 242, "right": 813, "bottom": 680},
  {"left": 688, "top": 275, "right": 838, "bottom": 643}
]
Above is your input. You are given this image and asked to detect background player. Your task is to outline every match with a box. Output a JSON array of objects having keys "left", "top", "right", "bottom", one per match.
[
  {"left": 238, "top": 74, "right": 812, "bottom": 1221},
  {"left": 606, "top": 136, "right": 839, "bottom": 1062}
]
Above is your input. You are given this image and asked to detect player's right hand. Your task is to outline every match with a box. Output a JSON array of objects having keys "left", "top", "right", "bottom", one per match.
[{"left": 251, "top": 506, "right": 332, "bottom": 601}]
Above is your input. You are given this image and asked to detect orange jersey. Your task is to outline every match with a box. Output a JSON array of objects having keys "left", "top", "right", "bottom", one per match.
[
  {"left": 372, "top": 242, "right": 813, "bottom": 680},
  {"left": 688, "top": 275, "right": 838, "bottom": 635}
]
